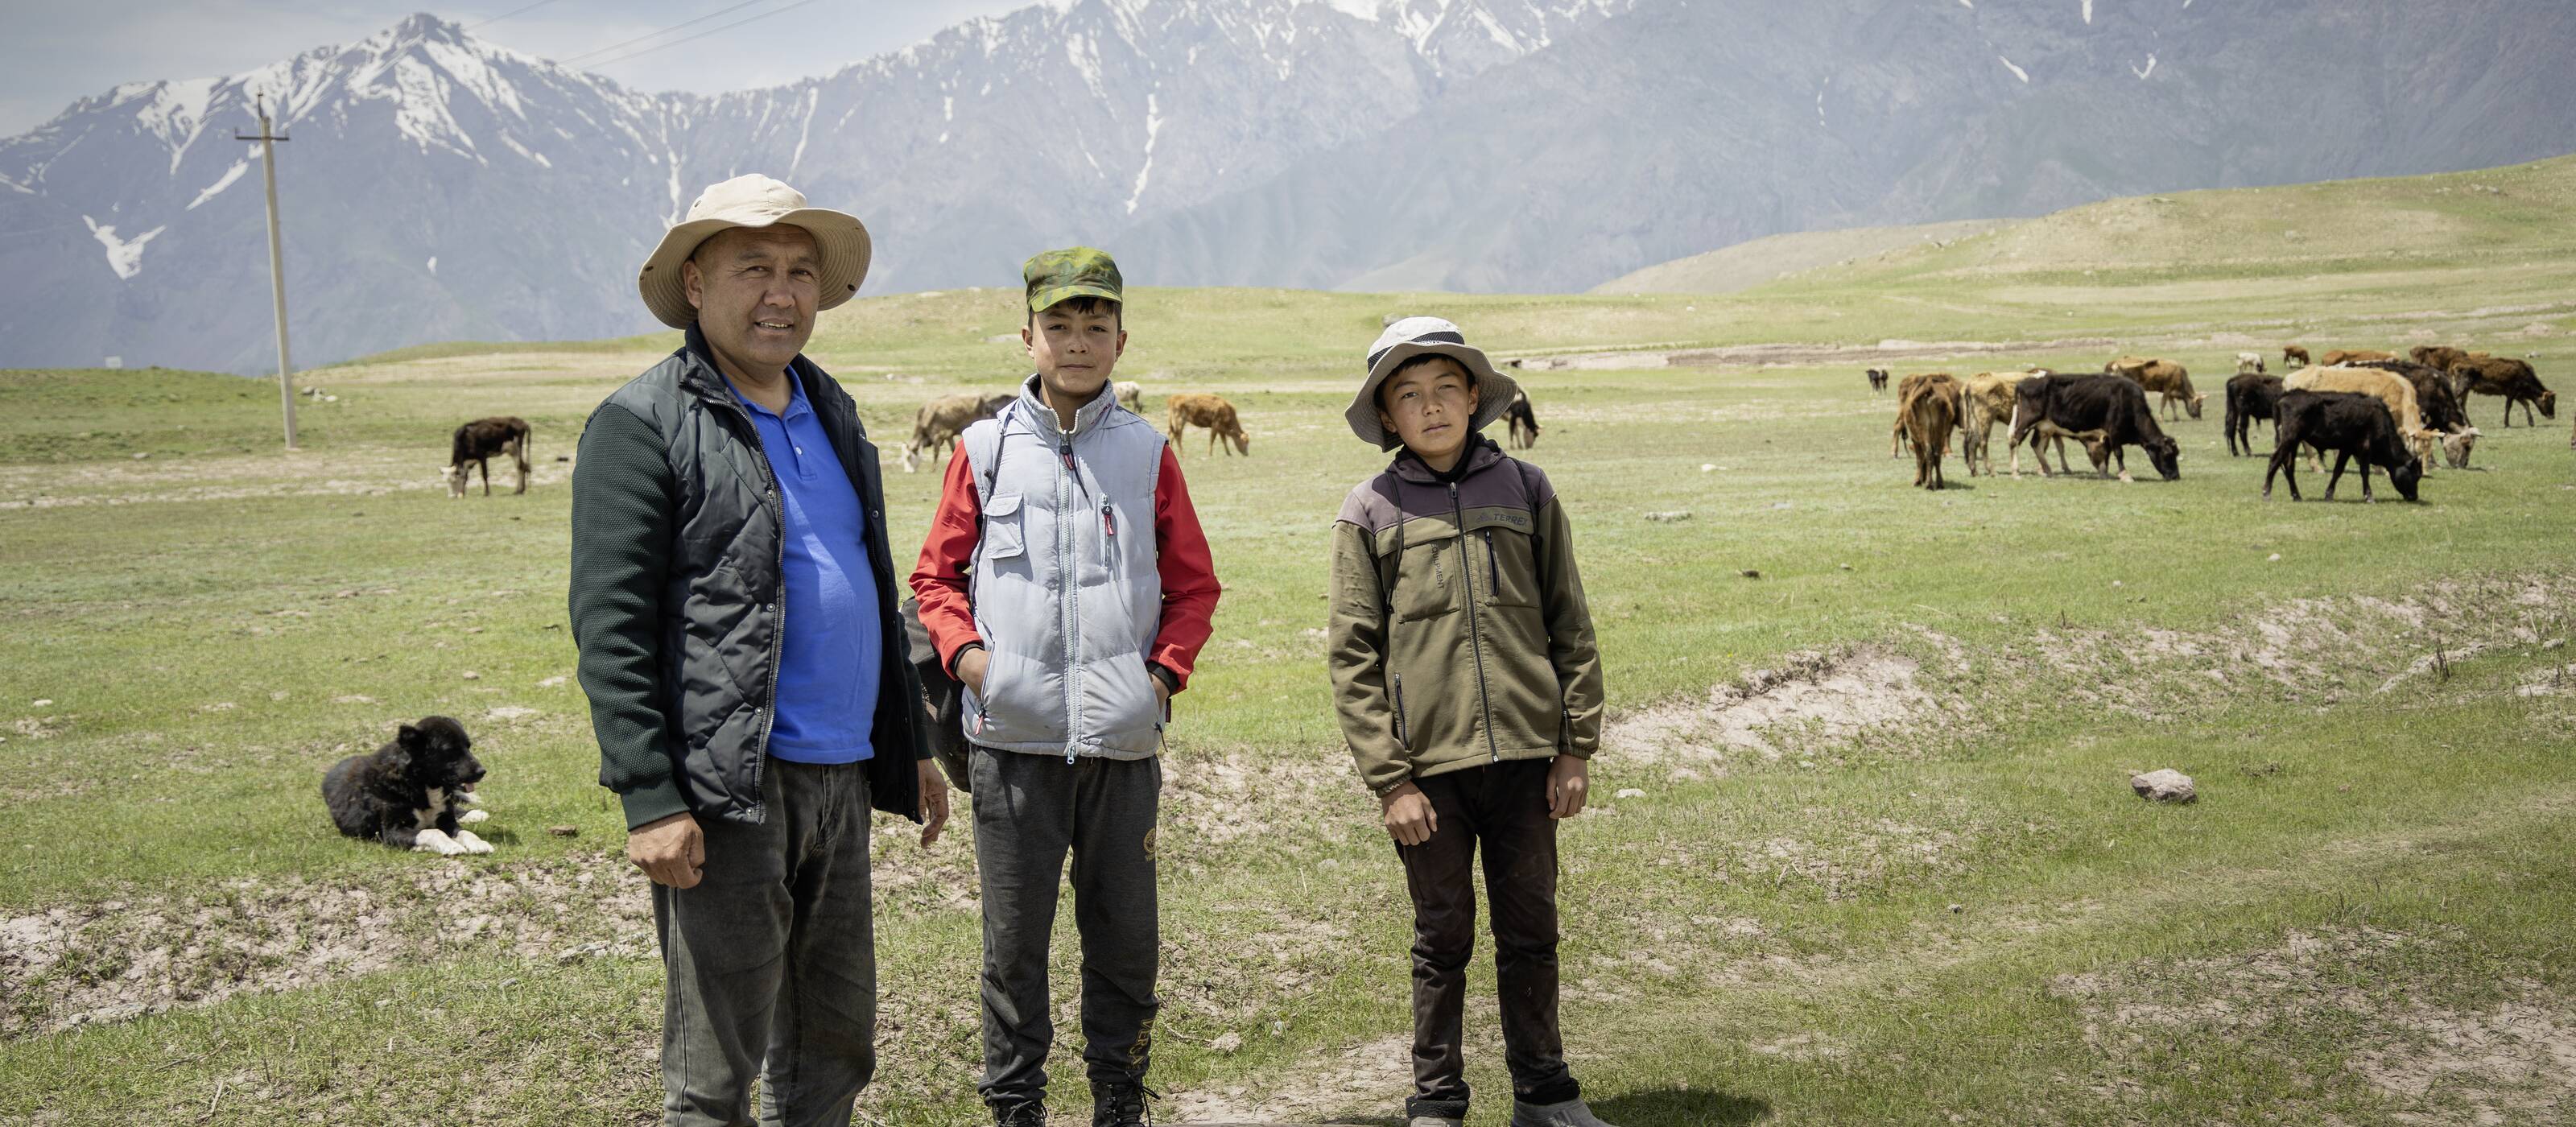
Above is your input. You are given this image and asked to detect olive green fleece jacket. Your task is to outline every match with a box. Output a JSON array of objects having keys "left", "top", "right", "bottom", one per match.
[{"left": 1327, "top": 440, "right": 1604, "bottom": 796}]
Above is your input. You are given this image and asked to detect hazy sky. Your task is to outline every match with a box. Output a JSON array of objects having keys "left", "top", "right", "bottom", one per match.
[{"left": 0, "top": 0, "right": 1035, "bottom": 137}]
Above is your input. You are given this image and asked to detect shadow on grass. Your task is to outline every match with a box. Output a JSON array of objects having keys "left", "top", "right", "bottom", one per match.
[{"left": 1590, "top": 1088, "right": 1771, "bottom": 1125}]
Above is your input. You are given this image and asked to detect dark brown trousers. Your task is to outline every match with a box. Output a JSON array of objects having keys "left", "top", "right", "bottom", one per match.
[{"left": 1396, "top": 758, "right": 1580, "bottom": 1120}]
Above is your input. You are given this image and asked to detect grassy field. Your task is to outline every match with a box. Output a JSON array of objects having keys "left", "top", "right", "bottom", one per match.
[{"left": 5, "top": 158, "right": 2576, "bottom": 1126}]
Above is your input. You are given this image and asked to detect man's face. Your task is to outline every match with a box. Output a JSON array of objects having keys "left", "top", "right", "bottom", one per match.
[
  {"left": 1023, "top": 302, "right": 1125, "bottom": 402},
  {"left": 683, "top": 226, "right": 820, "bottom": 376},
  {"left": 1377, "top": 357, "right": 1480, "bottom": 463}
]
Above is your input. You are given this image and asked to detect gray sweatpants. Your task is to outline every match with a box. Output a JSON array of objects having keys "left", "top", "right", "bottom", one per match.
[
  {"left": 653, "top": 759, "right": 877, "bottom": 1127},
  {"left": 971, "top": 747, "right": 1162, "bottom": 1108}
]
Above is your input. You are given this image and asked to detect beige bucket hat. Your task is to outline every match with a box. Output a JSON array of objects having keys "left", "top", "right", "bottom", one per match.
[
  {"left": 1345, "top": 316, "right": 1519, "bottom": 450},
  {"left": 637, "top": 174, "right": 872, "bottom": 330}
]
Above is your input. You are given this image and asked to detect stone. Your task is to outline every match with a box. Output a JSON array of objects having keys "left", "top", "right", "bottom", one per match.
[
  {"left": 1615, "top": 788, "right": 1645, "bottom": 799},
  {"left": 547, "top": 825, "right": 580, "bottom": 837},
  {"left": 2130, "top": 769, "right": 2197, "bottom": 804},
  {"left": 1643, "top": 510, "right": 1692, "bottom": 522},
  {"left": 460, "top": 671, "right": 481, "bottom": 681}
]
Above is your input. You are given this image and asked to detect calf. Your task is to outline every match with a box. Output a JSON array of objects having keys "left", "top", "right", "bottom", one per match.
[
  {"left": 1865, "top": 368, "right": 1890, "bottom": 394},
  {"left": 2450, "top": 356, "right": 2556, "bottom": 427},
  {"left": 1114, "top": 380, "right": 1144, "bottom": 414},
  {"left": 2283, "top": 345, "right": 2312, "bottom": 367},
  {"left": 1504, "top": 388, "right": 1541, "bottom": 449},
  {"left": 1898, "top": 373, "right": 1963, "bottom": 489},
  {"left": 902, "top": 391, "right": 1013, "bottom": 473},
  {"left": 2005, "top": 373, "right": 2181, "bottom": 482},
  {"left": 2224, "top": 373, "right": 2285, "bottom": 457},
  {"left": 2236, "top": 352, "right": 2266, "bottom": 376},
  {"left": 2264, "top": 390, "right": 2422, "bottom": 503},
  {"left": 448, "top": 416, "right": 531, "bottom": 497},
  {"left": 1167, "top": 394, "right": 1251, "bottom": 456}
]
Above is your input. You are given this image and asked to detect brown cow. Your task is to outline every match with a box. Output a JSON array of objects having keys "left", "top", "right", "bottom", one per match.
[
  {"left": 2320, "top": 349, "right": 2395, "bottom": 367},
  {"left": 1167, "top": 394, "right": 1251, "bottom": 456},
  {"left": 2410, "top": 345, "right": 2471, "bottom": 372},
  {"left": 448, "top": 416, "right": 530, "bottom": 497},
  {"left": 1956, "top": 372, "right": 2025, "bottom": 477},
  {"left": 1889, "top": 373, "right": 1952, "bottom": 456},
  {"left": 2106, "top": 357, "right": 2204, "bottom": 420},
  {"left": 2283, "top": 345, "right": 2312, "bottom": 367},
  {"left": 902, "top": 391, "right": 1014, "bottom": 473},
  {"left": 1897, "top": 373, "right": 1962, "bottom": 489},
  {"left": 2450, "top": 356, "right": 2557, "bottom": 427}
]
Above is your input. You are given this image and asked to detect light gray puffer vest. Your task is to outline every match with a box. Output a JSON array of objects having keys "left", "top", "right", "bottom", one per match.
[{"left": 960, "top": 375, "right": 1166, "bottom": 760}]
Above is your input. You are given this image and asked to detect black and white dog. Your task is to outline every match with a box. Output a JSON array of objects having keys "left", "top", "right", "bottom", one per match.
[{"left": 322, "top": 716, "right": 494, "bottom": 855}]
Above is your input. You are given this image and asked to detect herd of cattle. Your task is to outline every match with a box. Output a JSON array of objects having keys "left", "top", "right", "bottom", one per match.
[{"left": 1875, "top": 343, "right": 2562, "bottom": 501}]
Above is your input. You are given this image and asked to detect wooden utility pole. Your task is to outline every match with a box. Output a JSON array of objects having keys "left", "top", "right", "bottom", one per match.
[{"left": 235, "top": 93, "right": 298, "bottom": 449}]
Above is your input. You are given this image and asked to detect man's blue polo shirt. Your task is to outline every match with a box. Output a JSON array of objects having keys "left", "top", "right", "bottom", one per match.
[{"left": 725, "top": 371, "right": 879, "bottom": 764}]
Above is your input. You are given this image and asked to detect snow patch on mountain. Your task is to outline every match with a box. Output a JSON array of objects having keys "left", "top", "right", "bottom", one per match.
[
  {"left": 187, "top": 159, "right": 250, "bottom": 210},
  {"left": 82, "top": 217, "right": 167, "bottom": 279},
  {"left": 1126, "top": 91, "right": 1162, "bottom": 214},
  {"left": 1999, "top": 56, "right": 2029, "bottom": 83}
]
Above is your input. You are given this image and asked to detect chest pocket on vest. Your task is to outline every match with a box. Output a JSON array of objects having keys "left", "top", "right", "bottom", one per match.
[
  {"left": 1393, "top": 530, "right": 1463, "bottom": 624},
  {"left": 981, "top": 493, "right": 1027, "bottom": 564},
  {"left": 1469, "top": 516, "right": 1542, "bottom": 610}
]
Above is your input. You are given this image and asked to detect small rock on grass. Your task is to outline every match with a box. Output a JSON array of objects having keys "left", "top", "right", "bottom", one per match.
[
  {"left": 1615, "top": 788, "right": 1645, "bottom": 799},
  {"left": 1644, "top": 510, "right": 1692, "bottom": 522},
  {"left": 460, "top": 671, "right": 481, "bottom": 681},
  {"left": 2130, "top": 769, "right": 2197, "bottom": 804},
  {"left": 2545, "top": 639, "right": 2566, "bottom": 651},
  {"left": 547, "top": 825, "right": 580, "bottom": 837},
  {"left": 31, "top": 699, "right": 52, "bottom": 708}
]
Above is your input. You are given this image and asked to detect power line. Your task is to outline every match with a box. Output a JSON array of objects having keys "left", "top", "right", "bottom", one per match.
[
  {"left": 559, "top": 0, "right": 798, "bottom": 67},
  {"left": 576, "top": 0, "right": 836, "bottom": 70},
  {"left": 469, "top": 0, "right": 570, "bottom": 31}
]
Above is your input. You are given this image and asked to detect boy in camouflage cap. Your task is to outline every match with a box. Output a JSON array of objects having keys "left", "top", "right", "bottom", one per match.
[{"left": 910, "top": 247, "right": 1221, "bottom": 1127}]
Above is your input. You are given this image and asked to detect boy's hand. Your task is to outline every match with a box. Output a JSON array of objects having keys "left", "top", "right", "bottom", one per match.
[
  {"left": 1381, "top": 781, "right": 1438, "bottom": 846},
  {"left": 629, "top": 811, "right": 705, "bottom": 888},
  {"left": 956, "top": 647, "right": 989, "bottom": 696},
  {"left": 1546, "top": 754, "right": 1590, "bottom": 819},
  {"left": 915, "top": 759, "right": 951, "bottom": 848}
]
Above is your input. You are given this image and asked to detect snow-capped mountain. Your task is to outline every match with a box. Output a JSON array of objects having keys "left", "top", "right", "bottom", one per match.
[{"left": 4, "top": 0, "right": 2574, "bottom": 372}]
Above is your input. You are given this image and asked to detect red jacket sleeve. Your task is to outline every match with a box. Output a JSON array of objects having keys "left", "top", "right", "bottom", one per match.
[
  {"left": 1150, "top": 444, "right": 1221, "bottom": 690},
  {"left": 908, "top": 445, "right": 984, "bottom": 674}
]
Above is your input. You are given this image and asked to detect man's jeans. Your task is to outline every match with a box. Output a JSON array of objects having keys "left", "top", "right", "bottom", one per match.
[
  {"left": 1397, "top": 758, "right": 1581, "bottom": 1120},
  {"left": 654, "top": 759, "right": 877, "bottom": 1127},
  {"left": 971, "top": 748, "right": 1162, "bottom": 1108}
]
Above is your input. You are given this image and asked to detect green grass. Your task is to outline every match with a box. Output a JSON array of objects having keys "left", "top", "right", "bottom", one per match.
[{"left": 5, "top": 156, "right": 2576, "bottom": 1125}]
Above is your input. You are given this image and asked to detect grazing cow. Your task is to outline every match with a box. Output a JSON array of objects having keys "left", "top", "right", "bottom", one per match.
[
  {"left": 2319, "top": 349, "right": 2395, "bottom": 367},
  {"left": 1956, "top": 372, "right": 2029, "bottom": 477},
  {"left": 2410, "top": 345, "right": 2471, "bottom": 373},
  {"left": 2283, "top": 345, "right": 2312, "bottom": 367},
  {"left": 1897, "top": 374, "right": 1963, "bottom": 489},
  {"left": 1167, "top": 394, "right": 1251, "bottom": 456},
  {"left": 2005, "top": 374, "right": 2182, "bottom": 481},
  {"left": 1889, "top": 373, "right": 1953, "bottom": 456},
  {"left": 2236, "top": 352, "right": 2267, "bottom": 376},
  {"left": 2285, "top": 365, "right": 2436, "bottom": 466},
  {"left": 2264, "top": 390, "right": 2422, "bottom": 503},
  {"left": 1113, "top": 380, "right": 1145, "bottom": 414},
  {"left": 2224, "top": 373, "right": 2286, "bottom": 457},
  {"left": 1865, "top": 368, "right": 1891, "bottom": 394},
  {"left": 448, "top": 416, "right": 531, "bottom": 498},
  {"left": 2355, "top": 360, "right": 2481, "bottom": 469},
  {"left": 2450, "top": 356, "right": 2556, "bottom": 427},
  {"left": 1503, "top": 388, "right": 1541, "bottom": 449},
  {"left": 902, "top": 391, "right": 1013, "bottom": 473},
  {"left": 2107, "top": 358, "right": 2204, "bottom": 420}
]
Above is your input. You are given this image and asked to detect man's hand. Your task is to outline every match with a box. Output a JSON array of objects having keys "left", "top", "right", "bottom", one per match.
[
  {"left": 1153, "top": 675, "right": 1170, "bottom": 716},
  {"left": 1381, "top": 781, "right": 1437, "bottom": 847},
  {"left": 628, "top": 811, "right": 705, "bottom": 888},
  {"left": 956, "top": 647, "right": 989, "bottom": 697},
  {"left": 1546, "top": 754, "right": 1590, "bottom": 820},
  {"left": 916, "top": 758, "right": 951, "bottom": 848}
]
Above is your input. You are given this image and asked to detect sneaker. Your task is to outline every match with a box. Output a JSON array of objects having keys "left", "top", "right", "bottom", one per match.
[
  {"left": 1509, "top": 1097, "right": 1620, "bottom": 1127},
  {"left": 992, "top": 1100, "right": 1047, "bottom": 1127},
  {"left": 1090, "top": 1079, "right": 1158, "bottom": 1127}
]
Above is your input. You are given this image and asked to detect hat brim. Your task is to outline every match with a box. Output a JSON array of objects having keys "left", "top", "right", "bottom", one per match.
[
  {"left": 637, "top": 208, "right": 873, "bottom": 330},
  {"left": 1344, "top": 341, "right": 1520, "bottom": 451},
  {"left": 1029, "top": 283, "right": 1122, "bottom": 312}
]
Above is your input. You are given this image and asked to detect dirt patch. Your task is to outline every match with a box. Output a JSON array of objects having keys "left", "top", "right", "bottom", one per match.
[
  {"left": 1163, "top": 1034, "right": 1417, "bottom": 1125},
  {"left": 1606, "top": 646, "right": 1943, "bottom": 769},
  {"left": 2053, "top": 927, "right": 2576, "bottom": 1122}
]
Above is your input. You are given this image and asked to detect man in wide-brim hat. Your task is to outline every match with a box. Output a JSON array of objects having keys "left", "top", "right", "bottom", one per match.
[{"left": 572, "top": 173, "right": 952, "bottom": 1126}]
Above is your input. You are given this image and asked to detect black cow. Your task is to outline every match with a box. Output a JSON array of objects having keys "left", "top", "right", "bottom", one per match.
[
  {"left": 2224, "top": 373, "right": 2285, "bottom": 457},
  {"left": 2264, "top": 390, "right": 2422, "bottom": 502},
  {"left": 1865, "top": 368, "right": 1891, "bottom": 394},
  {"left": 1504, "top": 389, "right": 1541, "bottom": 449},
  {"left": 2005, "top": 373, "right": 2182, "bottom": 481},
  {"left": 448, "top": 416, "right": 531, "bottom": 497}
]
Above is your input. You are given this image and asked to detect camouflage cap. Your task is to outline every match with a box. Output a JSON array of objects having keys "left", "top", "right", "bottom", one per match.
[{"left": 1023, "top": 246, "right": 1124, "bottom": 312}]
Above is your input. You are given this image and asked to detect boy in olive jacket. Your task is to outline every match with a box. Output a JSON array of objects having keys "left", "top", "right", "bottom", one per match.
[{"left": 1326, "top": 317, "right": 1616, "bottom": 1127}]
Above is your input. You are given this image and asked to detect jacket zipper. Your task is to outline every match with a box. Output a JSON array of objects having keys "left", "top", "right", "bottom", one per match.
[
  {"left": 1484, "top": 529, "right": 1500, "bottom": 599},
  {"left": 709, "top": 394, "right": 788, "bottom": 808},
  {"left": 1060, "top": 434, "right": 1081, "bottom": 764},
  {"left": 1450, "top": 482, "right": 1503, "bottom": 764},
  {"left": 1393, "top": 672, "right": 1409, "bottom": 749}
]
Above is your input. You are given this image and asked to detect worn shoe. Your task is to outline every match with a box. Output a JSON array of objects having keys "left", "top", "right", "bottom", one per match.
[
  {"left": 1090, "top": 1080, "right": 1159, "bottom": 1127},
  {"left": 992, "top": 1099, "right": 1047, "bottom": 1127},
  {"left": 1509, "top": 1097, "right": 1621, "bottom": 1127}
]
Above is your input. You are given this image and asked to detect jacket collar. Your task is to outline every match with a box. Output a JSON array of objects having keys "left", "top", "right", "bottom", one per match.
[
  {"left": 676, "top": 324, "right": 836, "bottom": 415},
  {"left": 1013, "top": 372, "right": 1117, "bottom": 437},
  {"left": 1388, "top": 435, "right": 1506, "bottom": 485}
]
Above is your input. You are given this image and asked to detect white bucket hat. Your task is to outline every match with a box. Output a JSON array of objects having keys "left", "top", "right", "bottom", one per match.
[
  {"left": 636, "top": 174, "right": 872, "bottom": 330},
  {"left": 1345, "top": 316, "right": 1520, "bottom": 450}
]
